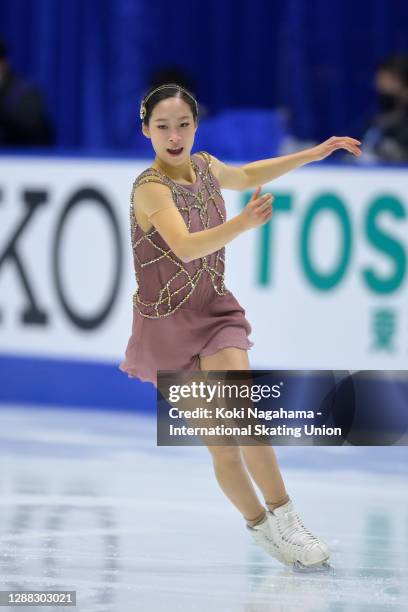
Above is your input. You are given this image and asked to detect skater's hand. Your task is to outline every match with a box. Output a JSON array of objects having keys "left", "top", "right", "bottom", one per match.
[
  {"left": 240, "top": 187, "right": 273, "bottom": 230},
  {"left": 309, "top": 136, "right": 362, "bottom": 161}
]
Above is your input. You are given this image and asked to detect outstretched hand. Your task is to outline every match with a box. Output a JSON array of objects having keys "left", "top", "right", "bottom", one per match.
[{"left": 310, "top": 136, "right": 362, "bottom": 161}]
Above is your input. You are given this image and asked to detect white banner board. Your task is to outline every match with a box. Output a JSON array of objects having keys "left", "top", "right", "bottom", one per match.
[{"left": 0, "top": 156, "right": 407, "bottom": 371}]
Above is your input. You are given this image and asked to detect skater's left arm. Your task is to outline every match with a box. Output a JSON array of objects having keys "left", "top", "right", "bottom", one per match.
[{"left": 210, "top": 136, "right": 362, "bottom": 190}]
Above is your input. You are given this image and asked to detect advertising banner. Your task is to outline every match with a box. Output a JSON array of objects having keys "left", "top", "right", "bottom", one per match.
[{"left": 0, "top": 157, "right": 407, "bottom": 378}]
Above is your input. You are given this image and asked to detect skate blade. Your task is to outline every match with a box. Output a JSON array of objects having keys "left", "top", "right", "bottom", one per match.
[{"left": 292, "top": 560, "right": 335, "bottom": 575}]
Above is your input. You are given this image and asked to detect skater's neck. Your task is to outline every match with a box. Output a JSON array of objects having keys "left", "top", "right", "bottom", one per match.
[{"left": 151, "top": 157, "right": 197, "bottom": 186}]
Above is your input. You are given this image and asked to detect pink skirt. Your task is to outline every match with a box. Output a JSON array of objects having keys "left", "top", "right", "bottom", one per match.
[{"left": 118, "top": 290, "right": 254, "bottom": 388}]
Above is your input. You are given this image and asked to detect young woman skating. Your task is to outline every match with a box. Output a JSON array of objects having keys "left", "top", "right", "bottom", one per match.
[{"left": 119, "top": 83, "right": 361, "bottom": 569}]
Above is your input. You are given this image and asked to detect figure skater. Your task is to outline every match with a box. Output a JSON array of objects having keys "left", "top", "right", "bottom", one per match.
[{"left": 119, "top": 83, "right": 362, "bottom": 570}]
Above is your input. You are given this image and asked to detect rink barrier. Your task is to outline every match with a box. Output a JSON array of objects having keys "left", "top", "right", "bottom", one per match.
[{"left": 0, "top": 353, "right": 155, "bottom": 413}]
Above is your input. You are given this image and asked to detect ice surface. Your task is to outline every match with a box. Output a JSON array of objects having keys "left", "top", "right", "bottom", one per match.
[{"left": 0, "top": 405, "right": 407, "bottom": 611}]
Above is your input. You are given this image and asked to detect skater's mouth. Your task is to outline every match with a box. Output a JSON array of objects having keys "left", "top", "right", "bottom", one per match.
[{"left": 167, "top": 147, "right": 184, "bottom": 156}]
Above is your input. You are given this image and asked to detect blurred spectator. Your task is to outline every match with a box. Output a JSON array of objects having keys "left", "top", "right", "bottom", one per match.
[
  {"left": 0, "top": 39, "right": 54, "bottom": 147},
  {"left": 361, "top": 55, "right": 408, "bottom": 163}
]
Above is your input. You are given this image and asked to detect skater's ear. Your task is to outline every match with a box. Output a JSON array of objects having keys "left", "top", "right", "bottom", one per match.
[{"left": 142, "top": 123, "right": 151, "bottom": 139}]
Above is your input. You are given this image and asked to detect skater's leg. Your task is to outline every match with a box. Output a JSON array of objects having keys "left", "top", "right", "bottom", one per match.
[
  {"left": 240, "top": 446, "right": 290, "bottom": 510},
  {"left": 199, "top": 347, "right": 266, "bottom": 525},
  {"left": 200, "top": 347, "right": 290, "bottom": 512},
  {"left": 206, "top": 445, "right": 267, "bottom": 525},
  {"left": 199, "top": 348, "right": 330, "bottom": 568}
]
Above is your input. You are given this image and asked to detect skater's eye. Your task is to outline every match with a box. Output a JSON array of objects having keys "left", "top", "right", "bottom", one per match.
[
  {"left": 157, "top": 125, "right": 168, "bottom": 129},
  {"left": 157, "top": 121, "right": 190, "bottom": 128}
]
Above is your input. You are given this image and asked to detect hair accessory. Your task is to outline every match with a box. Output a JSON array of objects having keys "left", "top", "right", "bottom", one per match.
[{"left": 139, "top": 84, "right": 198, "bottom": 121}]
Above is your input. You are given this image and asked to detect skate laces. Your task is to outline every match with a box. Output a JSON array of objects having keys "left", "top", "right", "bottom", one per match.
[{"left": 281, "top": 508, "right": 321, "bottom": 549}]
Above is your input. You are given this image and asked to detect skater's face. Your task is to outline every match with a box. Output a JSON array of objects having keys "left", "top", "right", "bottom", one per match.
[{"left": 142, "top": 97, "right": 197, "bottom": 165}]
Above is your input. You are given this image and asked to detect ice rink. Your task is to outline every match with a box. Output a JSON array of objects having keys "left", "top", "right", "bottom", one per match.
[{"left": 0, "top": 404, "right": 407, "bottom": 612}]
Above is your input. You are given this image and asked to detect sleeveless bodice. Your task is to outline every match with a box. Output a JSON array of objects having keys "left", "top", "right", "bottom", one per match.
[{"left": 129, "top": 151, "right": 230, "bottom": 318}]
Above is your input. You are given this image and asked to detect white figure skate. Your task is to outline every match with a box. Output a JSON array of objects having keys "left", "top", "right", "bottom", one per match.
[
  {"left": 247, "top": 500, "right": 333, "bottom": 573},
  {"left": 246, "top": 511, "right": 285, "bottom": 564}
]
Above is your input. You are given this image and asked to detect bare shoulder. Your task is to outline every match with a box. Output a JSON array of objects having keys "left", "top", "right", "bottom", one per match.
[
  {"left": 132, "top": 174, "right": 177, "bottom": 221},
  {"left": 131, "top": 176, "right": 190, "bottom": 261},
  {"left": 133, "top": 177, "right": 174, "bottom": 203},
  {"left": 201, "top": 153, "right": 248, "bottom": 191}
]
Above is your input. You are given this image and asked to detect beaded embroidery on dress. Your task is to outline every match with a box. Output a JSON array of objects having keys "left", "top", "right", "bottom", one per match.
[
  {"left": 130, "top": 151, "right": 229, "bottom": 318},
  {"left": 119, "top": 150, "right": 254, "bottom": 386}
]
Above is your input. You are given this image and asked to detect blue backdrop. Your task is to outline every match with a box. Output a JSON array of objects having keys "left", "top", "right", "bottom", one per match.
[{"left": 1, "top": 0, "right": 408, "bottom": 150}]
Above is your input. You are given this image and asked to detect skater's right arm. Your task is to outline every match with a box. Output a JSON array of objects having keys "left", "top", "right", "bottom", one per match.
[{"left": 135, "top": 183, "right": 273, "bottom": 263}]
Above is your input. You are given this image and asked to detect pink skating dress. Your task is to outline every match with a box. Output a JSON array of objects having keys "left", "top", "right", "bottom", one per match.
[{"left": 118, "top": 151, "right": 254, "bottom": 388}]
